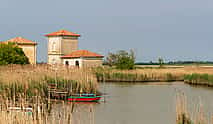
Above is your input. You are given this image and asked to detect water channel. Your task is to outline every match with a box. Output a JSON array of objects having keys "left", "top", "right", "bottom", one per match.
[{"left": 54, "top": 82, "right": 213, "bottom": 124}]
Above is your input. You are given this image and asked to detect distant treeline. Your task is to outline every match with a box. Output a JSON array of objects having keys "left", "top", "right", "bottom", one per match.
[{"left": 135, "top": 61, "right": 213, "bottom": 65}]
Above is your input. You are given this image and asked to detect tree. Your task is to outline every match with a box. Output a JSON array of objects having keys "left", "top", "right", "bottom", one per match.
[
  {"left": 158, "top": 57, "right": 164, "bottom": 68},
  {"left": 0, "top": 43, "right": 29, "bottom": 65},
  {"left": 106, "top": 50, "right": 135, "bottom": 70},
  {"left": 106, "top": 52, "right": 118, "bottom": 67}
]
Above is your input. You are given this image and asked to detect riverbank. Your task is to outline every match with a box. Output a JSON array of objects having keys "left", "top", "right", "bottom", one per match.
[
  {"left": 184, "top": 73, "right": 213, "bottom": 86},
  {"left": 95, "top": 66, "right": 213, "bottom": 87},
  {"left": 95, "top": 67, "right": 185, "bottom": 82},
  {"left": 1, "top": 65, "right": 213, "bottom": 99},
  {"left": 184, "top": 67, "right": 213, "bottom": 87}
]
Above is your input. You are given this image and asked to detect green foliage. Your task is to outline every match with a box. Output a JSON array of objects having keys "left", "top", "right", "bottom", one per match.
[
  {"left": 158, "top": 57, "right": 164, "bottom": 68},
  {"left": 184, "top": 73, "right": 213, "bottom": 86},
  {"left": 106, "top": 50, "right": 135, "bottom": 70},
  {"left": 0, "top": 43, "right": 29, "bottom": 65},
  {"left": 95, "top": 71, "right": 181, "bottom": 82}
]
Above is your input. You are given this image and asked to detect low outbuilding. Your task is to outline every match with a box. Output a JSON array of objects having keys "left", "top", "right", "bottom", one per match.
[{"left": 61, "top": 50, "right": 104, "bottom": 68}]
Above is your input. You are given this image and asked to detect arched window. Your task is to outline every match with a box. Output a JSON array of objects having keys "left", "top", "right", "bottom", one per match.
[
  {"left": 75, "top": 61, "right": 79, "bottom": 68},
  {"left": 65, "top": 61, "right": 69, "bottom": 66}
]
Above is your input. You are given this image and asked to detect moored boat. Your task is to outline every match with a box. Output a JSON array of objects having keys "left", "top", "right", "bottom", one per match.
[{"left": 67, "top": 94, "right": 102, "bottom": 102}]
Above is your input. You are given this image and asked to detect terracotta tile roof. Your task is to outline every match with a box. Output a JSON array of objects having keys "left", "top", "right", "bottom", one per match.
[
  {"left": 2, "top": 37, "right": 37, "bottom": 45},
  {"left": 61, "top": 50, "right": 104, "bottom": 58},
  {"left": 45, "top": 30, "right": 80, "bottom": 37}
]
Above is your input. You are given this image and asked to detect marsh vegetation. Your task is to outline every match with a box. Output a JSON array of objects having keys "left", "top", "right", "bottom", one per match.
[
  {"left": 0, "top": 64, "right": 213, "bottom": 124},
  {"left": 0, "top": 65, "right": 99, "bottom": 99},
  {"left": 184, "top": 67, "right": 213, "bottom": 87},
  {"left": 95, "top": 67, "right": 185, "bottom": 82},
  {"left": 176, "top": 93, "right": 211, "bottom": 124},
  {"left": 0, "top": 94, "right": 95, "bottom": 124}
]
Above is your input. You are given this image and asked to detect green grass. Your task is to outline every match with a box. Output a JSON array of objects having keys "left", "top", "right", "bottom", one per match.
[
  {"left": 184, "top": 73, "right": 213, "bottom": 86},
  {"left": 95, "top": 70, "right": 183, "bottom": 82}
]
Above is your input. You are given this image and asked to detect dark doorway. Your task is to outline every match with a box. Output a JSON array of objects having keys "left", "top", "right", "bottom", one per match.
[
  {"left": 65, "top": 61, "right": 69, "bottom": 66},
  {"left": 75, "top": 61, "right": 79, "bottom": 67}
]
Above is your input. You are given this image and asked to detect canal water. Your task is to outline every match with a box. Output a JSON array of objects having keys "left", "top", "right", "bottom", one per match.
[{"left": 55, "top": 82, "right": 213, "bottom": 124}]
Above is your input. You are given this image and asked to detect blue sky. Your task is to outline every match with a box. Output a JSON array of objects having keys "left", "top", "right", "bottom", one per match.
[{"left": 0, "top": 0, "right": 212, "bottom": 62}]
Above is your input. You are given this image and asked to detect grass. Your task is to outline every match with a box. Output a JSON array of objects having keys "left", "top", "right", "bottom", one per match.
[
  {"left": 184, "top": 67, "right": 213, "bottom": 86},
  {"left": 176, "top": 92, "right": 209, "bottom": 124},
  {"left": 0, "top": 94, "right": 95, "bottom": 124},
  {"left": 0, "top": 65, "right": 98, "bottom": 124},
  {"left": 0, "top": 65, "right": 99, "bottom": 99},
  {"left": 184, "top": 74, "right": 213, "bottom": 86},
  {"left": 1, "top": 64, "right": 213, "bottom": 123},
  {"left": 95, "top": 66, "right": 213, "bottom": 88},
  {"left": 94, "top": 67, "right": 185, "bottom": 82}
]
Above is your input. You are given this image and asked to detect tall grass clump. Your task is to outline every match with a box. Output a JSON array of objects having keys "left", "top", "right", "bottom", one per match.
[
  {"left": 184, "top": 73, "right": 213, "bottom": 86},
  {"left": 176, "top": 93, "right": 193, "bottom": 124},
  {"left": 0, "top": 64, "right": 99, "bottom": 99},
  {"left": 95, "top": 67, "right": 184, "bottom": 82},
  {"left": 0, "top": 94, "right": 95, "bottom": 124},
  {"left": 176, "top": 93, "right": 208, "bottom": 124}
]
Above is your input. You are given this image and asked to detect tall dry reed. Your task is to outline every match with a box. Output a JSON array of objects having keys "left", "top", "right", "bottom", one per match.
[
  {"left": 0, "top": 94, "right": 95, "bottom": 124},
  {"left": 176, "top": 92, "right": 210, "bottom": 124},
  {"left": 0, "top": 64, "right": 99, "bottom": 98},
  {"left": 95, "top": 67, "right": 185, "bottom": 82},
  {"left": 184, "top": 67, "right": 213, "bottom": 86}
]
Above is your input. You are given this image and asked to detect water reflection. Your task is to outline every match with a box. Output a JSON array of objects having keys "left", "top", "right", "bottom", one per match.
[{"left": 52, "top": 82, "right": 213, "bottom": 124}]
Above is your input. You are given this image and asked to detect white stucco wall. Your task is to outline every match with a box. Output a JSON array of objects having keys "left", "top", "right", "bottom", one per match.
[
  {"left": 48, "top": 55, "right": 62, "bottom": 65},
  {"left": 62, "top": 57, "right": 103, "bottom": 68},
  {"left": 19, "top": 44, "right": 37, "bottom": 64},
  {"left": 47, "top": 37, "right": 62, "bottom": 64},
  {"left": 48, "top": 37, "right": 62, "bottom": 54},
  {"left": 62, "top": 58, "right": 83, "bottom": 67}
]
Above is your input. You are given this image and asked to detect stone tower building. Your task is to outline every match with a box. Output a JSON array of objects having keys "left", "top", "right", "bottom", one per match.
[
  {"left": 45, "top": 30, "right": 80, "bottom": 64},
  {"left": 45, "top": 29, "right": 104, "bottom": 67}
]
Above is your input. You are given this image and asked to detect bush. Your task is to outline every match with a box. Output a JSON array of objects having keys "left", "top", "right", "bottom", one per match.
[
  {"left": 106, "top": 50, "right": 135, "bottom": 70},
  {"left": 0, "top": 43, "right": 29, "bottom": 65}
]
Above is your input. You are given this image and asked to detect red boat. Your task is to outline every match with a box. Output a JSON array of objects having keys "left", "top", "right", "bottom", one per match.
[{"left": 67, "top": 94, "right": 102, "bottom": 102}]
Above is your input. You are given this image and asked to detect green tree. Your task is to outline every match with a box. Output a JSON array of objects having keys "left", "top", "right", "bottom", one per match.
[
  {"left": 158, "top": 57, "right": 164, "bottom": 68},
  {"left": 106, "top": 52, "right": 118, "bottom": 67},
  {"left": 0, "top": 43, "right": 29, "bottom": 65},
  {"left": 106, "top": 50, "right": 135, "bottom": 70}
]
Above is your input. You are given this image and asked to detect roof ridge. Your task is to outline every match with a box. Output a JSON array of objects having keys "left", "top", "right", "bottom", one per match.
[
  {"left": 5, "top": 37, "right": 37, "bottom": 45},
  {"left": 45, "top": 29, "right": 80, "bottom": 37},
  {"left": 61, "top": 49, "right": 103, "bottom": 58}
]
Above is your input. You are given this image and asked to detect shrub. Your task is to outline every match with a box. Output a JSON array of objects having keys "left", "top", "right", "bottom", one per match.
[
  {"left": 106, "top": 50, "right": 135, "bottom": 70},
  {"left": 0, "top": 43, "right": 29, "bottom": 65}
]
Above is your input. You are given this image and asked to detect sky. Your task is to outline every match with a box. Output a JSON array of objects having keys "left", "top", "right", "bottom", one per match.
[{"left": 0, "top": 0, "right": 213, "bottom": 62}]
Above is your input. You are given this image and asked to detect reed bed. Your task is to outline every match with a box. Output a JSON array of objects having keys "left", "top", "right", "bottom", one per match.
[
  {"left": 95, "top": 67, "right": 185, "bottom": 82},
  {"left": 0, "top": 94, "right": 95, "bottom": 124},
  {"left": 184, "top": 67, "right": 213, "bottom": 86},
  {"left": 176, "top": 93, "right": 193, "bottom": 124},
  {"left": 184, "top": 67, "right": 213, "bottom": 75},
  {"left": 176, "top": 93, "right": 210, "bottom": 124},
  {"left": 95, "top": 66, "right": 213, "bottom": 87},
  {"left": 0, "top": 64, "right": 97, "bottom": 124},
  {"left": 0, "top": 64, "right": 99, "bottom": 99},
  {"left": 184, "top": 74, "right": 213, "bottom": 86}
]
